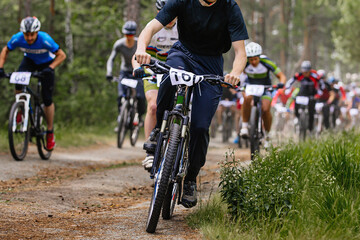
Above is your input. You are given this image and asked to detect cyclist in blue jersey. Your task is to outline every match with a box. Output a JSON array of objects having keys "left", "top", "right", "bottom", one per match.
[
  {"left": 0, "top": 17, "right": 66, "bottom": 151},
  {"left": 135, "top": 0, "right": 248, "bottom": 208}
]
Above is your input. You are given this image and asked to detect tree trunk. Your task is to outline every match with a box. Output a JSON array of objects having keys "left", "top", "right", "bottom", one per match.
[
  {"left": 64, "top": 0, "right": 74, "bottom": 64},
  {"left": 49, "top": 0, "right": 55, "bottom": 34},
  {"left": 260, "top": 0, "right": 266, "bottom": 50},
  {"left": 18, "top": 0, "right": 22, "bottom": 23},
  {"left": 24, "top": 0, "right": 31, "bottom": 16},
  {"left": 124, "top": 0, "right": 140, "bottom": 22}
]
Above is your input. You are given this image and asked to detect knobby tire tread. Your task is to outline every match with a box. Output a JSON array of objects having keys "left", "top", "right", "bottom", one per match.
[
  {"left": 117, "top": 102, "right": 128, "bottom": 148},
  {"left": 146, "top": 123, "right": 181, "bottom": 233},
  {"left": 250, "top": 106, "right": 260, "bottom": 160},
  {"left": 36, "top": 105, "right": 51, "bottom": 160}
]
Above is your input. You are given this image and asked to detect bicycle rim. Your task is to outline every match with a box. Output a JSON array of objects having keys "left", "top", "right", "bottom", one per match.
[
  {"left": 146, "top": 123, "right": 181, "bottom": 233},
  {"left": 8, "top": 102, "right": 29, "bottom": 161}
]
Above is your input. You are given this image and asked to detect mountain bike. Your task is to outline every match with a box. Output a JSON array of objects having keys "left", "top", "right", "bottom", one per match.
[
  {"left": 140, "top": 60, "right": 233, "bottom": 233},
  {"left": 4, "top": 72, "right": 52, "bottom": 161},
  {"left": 114, "top": 77, "right": 142, "bottom": 148},
  {"left": 241, "top": 84, "right": 275, "bottom": 160}
]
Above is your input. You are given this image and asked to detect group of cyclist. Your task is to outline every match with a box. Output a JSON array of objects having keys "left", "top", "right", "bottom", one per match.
[{"left": 1, "top": 0, "right": 359, "bottom": 212}]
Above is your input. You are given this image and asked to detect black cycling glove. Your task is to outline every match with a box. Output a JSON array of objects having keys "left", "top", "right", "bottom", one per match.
[
  {"left": 40, "top": 67, "right": 54, "bottom": 78},
  {"left": 0, "top": 68, "right": 5, "bottom": 78},
  {"left": 277, "top": 83, "right": 285, "bottom": 89},
  {"left": 133, "top": 68, "right": 145, "bottom": 78},
  {"left": 106, "top": 75, "right": 113, "bottom": 82}
]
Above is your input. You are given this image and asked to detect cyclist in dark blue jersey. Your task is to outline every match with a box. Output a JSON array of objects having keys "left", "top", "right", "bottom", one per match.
[
  {"left": 135, "top": 0, "right": 248, "bottom": 208},
  {"left": 0, "top": 16, "right": 66, "bottom": 151}
]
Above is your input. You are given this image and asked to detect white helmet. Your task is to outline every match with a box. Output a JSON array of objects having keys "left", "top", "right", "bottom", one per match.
[
  {"left": 245, "top": 42, "right": 262, "bottom": 57},
  {"left": 301, "top": 61, "right": 312, "bottom": 72},
  {"left": 20, "top": 16, "right": 41, "bottom": 33},
  {"left": 317, "top": 69, "right": 326, "bottom": 79}
]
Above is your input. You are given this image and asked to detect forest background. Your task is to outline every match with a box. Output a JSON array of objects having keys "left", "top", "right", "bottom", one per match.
[{"left": 0, "top": 0, "right": 359, "bottom": 127}]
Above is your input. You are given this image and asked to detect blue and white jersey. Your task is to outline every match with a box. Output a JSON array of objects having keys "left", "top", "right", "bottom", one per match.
[{"left": 7, "top": 31, "right": 60, "bottom": 65}]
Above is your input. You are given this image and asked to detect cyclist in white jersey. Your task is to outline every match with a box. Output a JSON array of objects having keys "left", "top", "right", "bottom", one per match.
[{"left": 132, "top": 0, "right": 178, "bottom": 171}]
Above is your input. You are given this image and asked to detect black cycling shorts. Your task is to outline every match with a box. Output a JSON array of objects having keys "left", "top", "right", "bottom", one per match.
[{"left": 16, "top": 57, "right": 55, "bottom": 107}]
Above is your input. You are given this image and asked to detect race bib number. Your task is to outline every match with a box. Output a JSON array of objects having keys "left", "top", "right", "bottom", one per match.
[
  {"left": 9, "top": 72, "right": 31, "bottom": 85},
  {"left": 296, "top": 96, "right": 310, "bottom": 105},
  {"left": 121, "top": 78, "right": 138, "bottom": 88},
  {"left": 350, "top": 108, "right": 359, "bottom": 116},
  {"left": 169, "top": 68, "right": 204, "bottom": 86},
  {"left": 245, "top": 85, "right": 265, "bottom": 97}
]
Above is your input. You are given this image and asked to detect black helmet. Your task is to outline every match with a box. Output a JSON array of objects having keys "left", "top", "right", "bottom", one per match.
[
  {"left": 20, "top": 16, "right": 41, "bottom": 33},
  {"left": 122, "top": 21, "right": 137, "bottom": 35},
  {"left": 156, "top": 0, "right": 168, "bottom": 10}
]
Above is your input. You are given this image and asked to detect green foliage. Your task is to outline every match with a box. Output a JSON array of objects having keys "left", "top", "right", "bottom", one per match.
[{"left": 191, "top": 131, "right": 360, "bottom": 239}]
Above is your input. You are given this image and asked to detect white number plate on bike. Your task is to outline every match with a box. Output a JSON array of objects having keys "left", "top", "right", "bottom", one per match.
[
  {"left": 296, "top": 96, "right": 310, "bottom": 105},
  {"left": 350, "top": 108, "right": 359, "bottom": 116},
  {"left": 121, "top": 78, "right": 138, "bottom": 88},
  {"left": 9, "top": 72, "right": 32, "bottom": 85},
  {"left": 169, "top": 68, "right": 204, "bottom": 86},
  {"left": 245, "top": 85, "right": 265, "bottom": 97}
]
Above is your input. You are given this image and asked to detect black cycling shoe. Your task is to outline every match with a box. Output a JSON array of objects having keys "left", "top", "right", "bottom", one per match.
[
  {"left": 181, "top": 181, "right": 197, "bottom": 208},
  {"left": 143, "top": 128, "right": 159, "bottom": 153}
]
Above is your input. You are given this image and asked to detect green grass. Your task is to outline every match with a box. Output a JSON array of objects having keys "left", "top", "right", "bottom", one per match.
[{"left": 188, "top": 131, "right": 360, "bottom": 240}]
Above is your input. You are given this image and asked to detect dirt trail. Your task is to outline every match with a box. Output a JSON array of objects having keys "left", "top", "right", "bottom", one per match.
[{"left": 0, "top": 137, "right": 250, "bottom": 239}]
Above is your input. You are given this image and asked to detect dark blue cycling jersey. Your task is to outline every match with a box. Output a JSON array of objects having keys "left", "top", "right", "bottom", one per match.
[{"left": 7, "top": 31, "right": 60, "bottom": 65}]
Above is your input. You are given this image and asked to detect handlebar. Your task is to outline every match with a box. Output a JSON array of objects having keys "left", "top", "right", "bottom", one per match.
[
  {"left": 139, "top": 59, "right": 235, "bottom": 89},
  {"left": 3, "top": 72, "right": 42, "bottom": 79}
]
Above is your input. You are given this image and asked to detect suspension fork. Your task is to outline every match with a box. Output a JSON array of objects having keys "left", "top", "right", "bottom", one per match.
[
  {"left": 150, "top": 110, "right": 170, "bottom": 179},
  {"left": 257, "top": 100, "right": 263, "bottom": 136},
  {"left": 171, "top": 116, "right": 189, "bottom": 181}
]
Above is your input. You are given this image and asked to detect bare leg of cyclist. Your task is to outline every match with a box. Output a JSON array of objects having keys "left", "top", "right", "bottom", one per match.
[
  {"left": 44, "top": 103, "right": 54, "bottom": 131},
  {"left": 240, "top": 94, "right": 252, "bottom": 137},
  {"left": 144, "top": 90, "right": 158, "bottom": 138}
]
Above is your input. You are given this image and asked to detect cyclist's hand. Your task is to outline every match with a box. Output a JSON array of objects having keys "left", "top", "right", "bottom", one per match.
[
  {"left": 106, "top": 75, "right": 113, "bottom": 82},
  {"left": 133, "top": 67, "right": 145, "bottom": 78},
  {"left": 0, "top": 68, "right": 5, "bottom": 78},
  {"left": 277, "top": 83, "right": 285, "bottom": 89},
  {"left": 135, "top": 51, "right": 151, "bottom": 65},
  {"left": 40, "top": 67, "right": 54, "bottom": 78},
  {"left": 224, "top": 73, "right": 240, "bottom": 86}
]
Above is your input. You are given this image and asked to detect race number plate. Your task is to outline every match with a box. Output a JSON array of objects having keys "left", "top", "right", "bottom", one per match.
[
  {"left": 245, "top": 85, "right": 265, "bottom": 97},
  {"left": 9, "top": 72, "right": 31, "bottom": 85},
  {"left": 295, "top": 96, "right": 310, "bottom": 105},
  {"left": 169, "top": 68, "right": 204, "bottom": 86},
  {"left": 350, "top": 108, "right": 359, "bottom": 116},
  {"left": 121, "top": 78, "right": 138, "bottom": 88}
]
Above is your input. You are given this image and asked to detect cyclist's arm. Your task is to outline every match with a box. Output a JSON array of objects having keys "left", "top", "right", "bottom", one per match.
[
  {"left": 135, "top": 19, "right": 164, "bottom": 65},
  {"left": 106, "top": 45, "right": 118, "bottom": 76},
  {"left": 0, "top": 46, "right": 10, "bottom": 68},
  {"left": 225, "top": 40, "right": 246, "bottom": 85},
  {"left": 49, "top": 49, "right": 66, "bottom": 69},
  {"left": 285, "top": 77, "right": 296, "bottom": 89},
  {"left": 276, "top": 71, "right": 286, "bottom": 84}
]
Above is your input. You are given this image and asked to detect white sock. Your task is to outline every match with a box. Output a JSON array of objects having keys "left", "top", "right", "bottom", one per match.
[{"left": 242, "top": 122, "right": 248, "bottom": 128}]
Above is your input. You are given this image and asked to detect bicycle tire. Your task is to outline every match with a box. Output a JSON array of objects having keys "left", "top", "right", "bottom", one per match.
[
  {"left": 162, "top": 181, "right": 179, "bottom": 220},
  {"left": 117, "top": 102, "right": 129, "bottom": 148},
  {"left": 130, "top": 103, "right": 140, "bottom": 146},
  {"left": 36, "top": 105, "right": 52, "bottom": 160},
  {"left": 8, "top": 101, "right": 29, "bottom": 161},
  {"left": 146, "top": 123, "right": 181, "bottom": 233},
  {"left": 249, "top": 106, "right": 260, "bottom": 160},
  {"left": 299, "top": 110, "right": 307, "bottom": 141}
]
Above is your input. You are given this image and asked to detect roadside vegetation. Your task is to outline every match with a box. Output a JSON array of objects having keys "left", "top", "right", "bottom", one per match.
[{"left": 188, "top": 131, "right": 360, "bottom": 239}]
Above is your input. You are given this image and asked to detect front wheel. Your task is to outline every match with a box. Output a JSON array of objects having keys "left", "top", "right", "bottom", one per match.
[
  {"left": 8, "top": 101, "right": 29, "bottom": 161},
  {"left": 162, "top": 181, "right": 180, "bottom": 220},
  {"left": 36, "top": 105, "right": 52, "bottom": 160},
  {"left": 130, "top": 103, "right": 140, "bottom": 146},
  {"left": 249, "top": 106, "right": 260, "bottom": 160},
  {"left": 117, "top": 102, "right": 129, "bottom": 148},
  {"left": 146, "top": 123, "right": 181, "bottom": 233}
]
